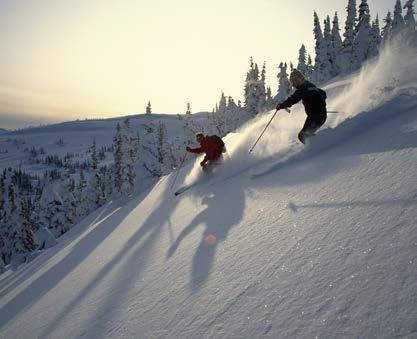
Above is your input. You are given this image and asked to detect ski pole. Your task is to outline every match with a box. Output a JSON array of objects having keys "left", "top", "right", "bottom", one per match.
[
  {"left": 249, "top": 108, "right": 290, "bottom": 154},
  {"left": 171, "top": 152, "right": 187, "bottom": 191}
]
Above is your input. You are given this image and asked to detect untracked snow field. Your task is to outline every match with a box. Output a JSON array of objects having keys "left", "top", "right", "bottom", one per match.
[{"left": 0, "top": 40, "right": 417, "bottom": 338}]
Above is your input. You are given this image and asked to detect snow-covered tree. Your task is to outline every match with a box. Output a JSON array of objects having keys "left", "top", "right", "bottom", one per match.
[
  {"left": 297, "top": 44, "right": 308, "bottom": 76},
  {"left": 7, "top": 180, "right": 18, "bottom": 217},
  {"left": 382, "top": 11, "right": 393, "bottom": 41},
  {"left": 61, "top": 158, "right": 77, "bottom": 225},
  {"left": 312, "top": 12, "right": 331, "bottom": 82},
  {"left": 255, "top": 62, "right": 266, "bottom": 112},
  {"left": 323, "top": 16, "right": 334, "bottom": 76},
  {"left": 125, "top": 122, "right": 139, "bottom": 194},
  {"left": 331, "top": 12, "right": 343, "bottom": 76},
  {"left": 0, "top": 177, "right": 5, "bottom": 218},
  {"left": 403, "top": 0, "right": 416, "bottom": 32},
  {"left": 265, "top": 87, "right": 275, "bottom": 110},
  {"left": 20, "top": 198, "right": 36, "bottom": 253},
  {"left": 156, "top": 121, "right": 171, "bottom": 175},
  {"left": 306, "top": 54, "right": 314, "bottom": 80},
  {"left": 340, "top": 0, "right": 357, "bottom": 74},
  {"left": 275, "top": 62, "right": 292, "bottom": 102},
  {"left": 76, "top": 167, "right": 88, "bottom": 217},
  {"left": 353, "top": 0, "right": 372, "bottom": 67},
  {"left": 392, "top": 0, "right": 406, "bottom": 35},
  {"left": 87, "top": 138, "right": 102, "bottom": 208},
  {"left": 369, "top": 16, "right": 382, "bottom": 58},
  {"left": 113, "top": 123, "right": 123, "bottom": 194},
  {"left": 211, "top": 92, "right": 227, "bottom": 135},
  {"left": 105, "top": 166, "right": 114, "bottom": 198},
  {"left": 244, "top": 58, "right": 261, "bottom": 114}
]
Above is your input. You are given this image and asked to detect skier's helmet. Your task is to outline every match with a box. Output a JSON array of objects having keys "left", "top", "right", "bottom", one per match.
[
  {"left": 289, "top": 69, "right": 305, "bottom": 84},
  {"left": 195, "top": 132, "right": 204, "bottom": 142}
]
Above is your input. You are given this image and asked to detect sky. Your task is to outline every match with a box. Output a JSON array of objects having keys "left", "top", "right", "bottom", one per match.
[{"left": 0, "top": 0, "right": 394, "bottom": 129}]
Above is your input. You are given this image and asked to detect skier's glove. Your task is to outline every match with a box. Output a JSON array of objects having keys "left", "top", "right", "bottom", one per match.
[
  {"left": 186, "top": 146, "right": 191, "bottom": 152},
  {"left": 275, "top": 104, "right": 281, "bottom": 111},
  {"left": 200, "top": 161, "right": 205, "bottom": 167}
]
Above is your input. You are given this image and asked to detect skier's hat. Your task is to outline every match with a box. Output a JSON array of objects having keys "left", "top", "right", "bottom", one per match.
[
  {"left": 195, "top": 132, "right": 204, "bottom": 139},
  {"left": 289, "top": 69, "right": 306, "bottom": 83}
]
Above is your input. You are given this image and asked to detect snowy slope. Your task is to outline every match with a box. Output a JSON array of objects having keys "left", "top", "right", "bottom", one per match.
[
  {"left": 0, "top": 41, "right": 417, "bottom": 338},
  {"left": 0, "top": 112, "right": 210, "bottom": 176}
]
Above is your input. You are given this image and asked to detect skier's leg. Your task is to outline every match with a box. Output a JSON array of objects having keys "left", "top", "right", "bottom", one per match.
[
  {"left": 298, "top": 115, "right": 326, "bottom": 144},
  {"left": 298, "top": 116, "right": 314, "bottom": 144}
]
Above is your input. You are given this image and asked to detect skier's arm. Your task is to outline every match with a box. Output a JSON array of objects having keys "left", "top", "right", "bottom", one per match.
[
  {"left": 200, "top": 156, "right": 209, "bottom": 167},
  {"left": 279, "top": 89, "right": 302, "bottom": 109},
  {"left": 186, "top": 146, "right": 204, "bottom": 154}
]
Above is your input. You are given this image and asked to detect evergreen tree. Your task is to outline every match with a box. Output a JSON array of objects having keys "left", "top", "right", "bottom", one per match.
[
  {"left": 369, "top": 16, "right": 382, "bottom": 58},
  {"left": 218, "top": 92, "right": 227, "bottom": 114},
  {"left": 0, "top": 177, "right": 5, "bottom": 218},
  {"left": 275, "top": 62, "right": 292, "bottom": 102},
  {"left": 331, "top": 12, "right": 343, "bottom": 76},
  {"left": 392, "top": 0, "right": 406, "bottom": 35},
  {"left": 341, "top": 0, "right": 357, "bottom": 73},
  {"left": 7, "top": 181, "right": 18, "bottom": 217},
  {"left": 113, "top": 123, "right": 123, "bottom": 194},
  {"left": 257, "top": 62, "right": 267, "bottom": 112},
  {"left": 323, "top": 16, "right": 334, "bottom": 76},
  {"left": 312, "top": 11, "right": 331, "bottom": 82},
  {"left": 87, "top": 138, "right": 102, "bottom": 208},
  {"left": 20, "top": 198, "right": 36, "bottom": 252},
  {"left": 146, "top": 101, "right": 152, "bottom": 114},
  {"left": 353, "top": 0, "right": 372, "bottom": 67},
  {"left": 126, "top": 125, "right": 139, "bottom": 194},
  {"left": 265, "top": 87, "right": 275, "bottom": 110},
  {"left": 244, "top": 58, "right": 260, "bottom": 114},
  {"left": 297, "top": 44, "right": 308, "bottom": 75},
  {"left": 227, "top": 96, "right": 238, "bottom": 111},
  {"left": 382, "top": 11, "right": 393, "bottom": 40},
  {"left": 356, "top": 0, "right": 368, "bottom": 31},
  {"left": 99, "top": 167, "right": 107, "bottom": 203},
  {"left": 306, "top": 55, "right": 314, "bottom": 80},
  {"left": 62, "top": 158, "right": 77, "bottom": 225},
  {"left": 186, "top": 103, "right": 191, "bottom": 114},
  {"left": 156, "top": 121, "right": 169, "bottom": 175},
  {"left": 76, "top": 167, "right": 87, "bottom": 217},
  {"left": 403, "top": 0, "right": 416, "bottom": 32},
  {"left": 91, "top": 138, "right": 98, "bottom": 172},
  {"left": 32, "top": 181, "right": 47, "bottom": 232},
  {"left": 47, "top": 198, "right": 66, "bottom": 236},
  {"left": 215, "top": 92, "right": 228, "bottom": 134},
  {"left": 105, "top": 166, "right": 114, "bottom": 198}
]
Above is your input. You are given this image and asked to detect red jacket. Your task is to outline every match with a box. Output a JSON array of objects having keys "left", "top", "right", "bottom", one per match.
[{"left": 187, "top": 136, "right": 222, "bottom": 166}]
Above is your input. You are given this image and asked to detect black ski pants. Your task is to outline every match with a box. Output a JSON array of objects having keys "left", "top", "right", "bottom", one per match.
[{"left": 298, "top": 114, "right": 327, "bottom": 144}]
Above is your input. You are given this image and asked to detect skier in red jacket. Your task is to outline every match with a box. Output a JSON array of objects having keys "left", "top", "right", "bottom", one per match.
[{"left": 186, "top": 133, "right": 223, "bottom": 167}]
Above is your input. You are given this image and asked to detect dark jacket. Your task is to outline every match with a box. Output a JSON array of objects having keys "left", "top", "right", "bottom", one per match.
[{"left": 280, "top": 81, "right": 327, "bottom": 119}]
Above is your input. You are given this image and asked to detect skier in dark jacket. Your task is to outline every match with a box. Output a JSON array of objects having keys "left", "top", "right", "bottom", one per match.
[
  {"left": 276, "top": 69, "right": 327, "bottom": 144},
  {"left": 186, "top": 133, "right": 223, "bottom": 167}
]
